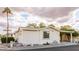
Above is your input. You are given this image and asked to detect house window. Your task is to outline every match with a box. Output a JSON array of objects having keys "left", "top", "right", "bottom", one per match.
[{"left": 43, "top": 31, "right": 49, "bottom": 39}]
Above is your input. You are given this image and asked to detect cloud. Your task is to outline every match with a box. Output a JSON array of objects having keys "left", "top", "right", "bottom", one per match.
[
  {"left": 56, "top": 17, "right": 69, "bottom": 23},
  {"left": 0, "top": 7, "right": 76, "bottom": 18},
  {"left": 13, "top": 7, "right": 78, "bottom": 19},
  {"left": 0, "top": 7, "right": 79, "bottom": 34}
]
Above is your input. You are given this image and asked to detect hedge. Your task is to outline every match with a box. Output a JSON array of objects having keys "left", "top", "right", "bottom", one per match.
[{"left": 1, "top": 37, "right": 15, "bottom": 43}]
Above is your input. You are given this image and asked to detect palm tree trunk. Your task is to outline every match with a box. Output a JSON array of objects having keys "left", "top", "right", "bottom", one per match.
[{"left": 6, "top": 12, "right": 9, "bottom": 43}]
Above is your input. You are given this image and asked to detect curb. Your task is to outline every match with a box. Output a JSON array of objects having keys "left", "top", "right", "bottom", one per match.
[{"left": 0, "top": 43, "right": 77, "bottom": 51}]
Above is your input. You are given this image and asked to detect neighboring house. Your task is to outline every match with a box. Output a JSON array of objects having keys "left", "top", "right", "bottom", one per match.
[
  {"left": 14, "top": 27, "right": 74, "bottom": 45},
  {"left": 72, "top": 37, "right": 79, "bottom": 43}
]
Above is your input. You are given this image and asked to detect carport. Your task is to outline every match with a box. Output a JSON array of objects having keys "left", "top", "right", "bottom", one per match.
[{"left": 60, "top": 30, "right": 74, "bottom": 43}]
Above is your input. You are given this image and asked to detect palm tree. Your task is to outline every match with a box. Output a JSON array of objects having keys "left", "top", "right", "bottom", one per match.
[{"left": 2, "top": 7, "right": 12, "bottom": 43}]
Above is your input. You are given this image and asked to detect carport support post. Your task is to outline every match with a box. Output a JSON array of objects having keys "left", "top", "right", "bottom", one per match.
[{"left": 70, "top": 33, "right": 73, "bottom": 43}]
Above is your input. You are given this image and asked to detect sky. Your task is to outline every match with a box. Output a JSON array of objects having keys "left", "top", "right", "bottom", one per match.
[{"left": 0, "top": 7, "right": 79, "bottom": 34}]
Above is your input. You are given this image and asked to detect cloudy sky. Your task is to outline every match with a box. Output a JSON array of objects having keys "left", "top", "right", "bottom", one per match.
[{"left": 0, "top": 7, "right": 79, "bottom": 34}]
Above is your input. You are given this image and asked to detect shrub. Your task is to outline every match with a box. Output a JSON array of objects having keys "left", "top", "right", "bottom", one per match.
[
  {"left": 72, "top": 31, "right": 79, "bottom": 37},
  {"left": 43, "top": 42, "right": 50, "bottom": 45},
  {"left": 1, "top": 37, "right": 15, "bottom": 43}
]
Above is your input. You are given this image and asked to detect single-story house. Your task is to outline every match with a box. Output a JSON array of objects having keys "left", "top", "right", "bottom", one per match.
[{"left": 14, "top": 27, "right": 74, "bottom": 45}]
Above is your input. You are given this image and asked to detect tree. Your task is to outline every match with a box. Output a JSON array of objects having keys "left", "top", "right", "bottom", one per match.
[
  {"left": 61, "top": 25, "right": 74, "bottom": 31},
  {"left": 39, "top": 22, "right": 46, "bottom": 28},
  {"left": 27, "top": 23, "right": 37, "bottom": 28},
  {"left": 48, "top": 24, "right": 55, "bottom": 28},
  {"left": 60, "top": 25, "right": 79, "bottom": 37},
  {"left": 2, "top": 7, "right": 12, "bottom": 43}
]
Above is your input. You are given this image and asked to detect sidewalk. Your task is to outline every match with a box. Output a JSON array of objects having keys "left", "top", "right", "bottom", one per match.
[{"left": 0, "top": 42, "right": 77, "bottom": 51}]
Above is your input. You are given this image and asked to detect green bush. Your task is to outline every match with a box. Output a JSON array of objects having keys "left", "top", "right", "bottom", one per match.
[{"left": 1, "top": 37, "right": 15, "bottom": 43}]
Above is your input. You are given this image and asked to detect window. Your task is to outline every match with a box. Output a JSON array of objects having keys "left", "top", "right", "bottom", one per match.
[{"left": 43, "top": 31, "right": 49, "bottom": 38}]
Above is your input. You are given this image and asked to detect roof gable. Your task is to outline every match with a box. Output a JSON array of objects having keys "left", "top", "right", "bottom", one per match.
[{"left": 14, "top": 27, "right": 74, "bottom": 34}]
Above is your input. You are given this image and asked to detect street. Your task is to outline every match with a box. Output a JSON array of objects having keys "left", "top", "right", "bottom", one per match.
[{"left": 20, "top": 45, "right": 79, "bottom": 51}]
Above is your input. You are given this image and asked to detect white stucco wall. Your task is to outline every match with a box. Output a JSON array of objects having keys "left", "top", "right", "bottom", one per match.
[
  {"left": 39, "top": 29, "right": 60, "bottom": 44},
  {"left": 16, "top": 29, "right": 60, "bottom": 45}
]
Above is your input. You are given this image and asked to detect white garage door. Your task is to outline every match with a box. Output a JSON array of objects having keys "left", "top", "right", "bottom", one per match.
[{"left": 23, "top": 31, "right": 40, "bottom": 44}]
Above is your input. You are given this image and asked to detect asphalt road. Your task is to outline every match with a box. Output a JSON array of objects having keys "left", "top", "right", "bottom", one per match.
[{"left": 20, "top": 45, "right": 79, "bottom": 51}]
